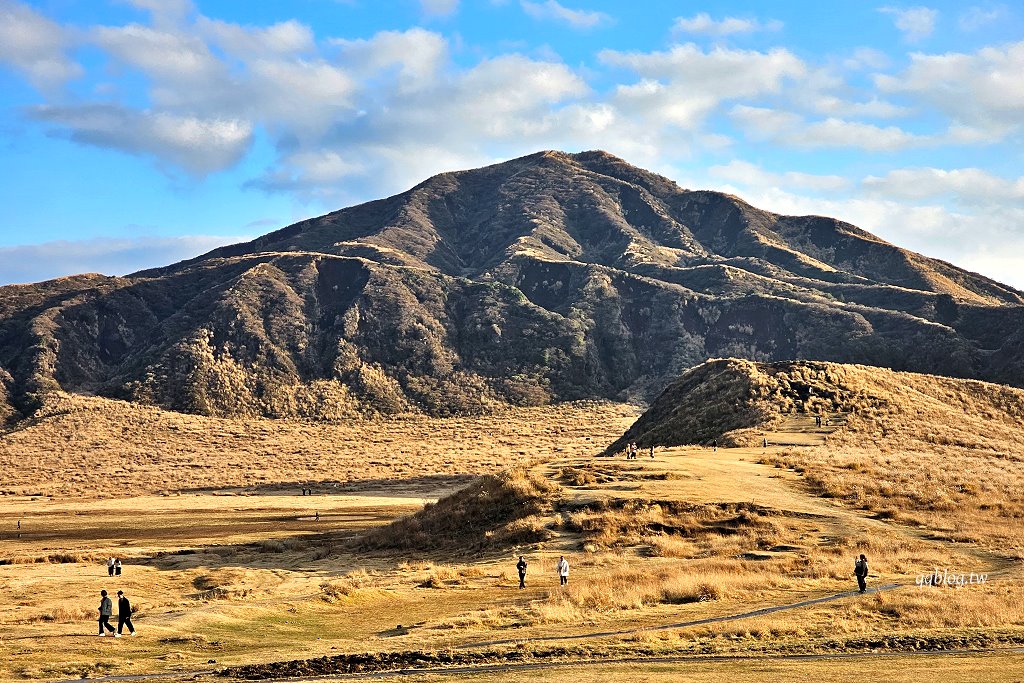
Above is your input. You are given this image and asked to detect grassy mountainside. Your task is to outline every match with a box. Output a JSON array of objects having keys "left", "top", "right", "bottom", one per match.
[
  {"left": 612, "top": 358, "right": 1024, "bottom": 452},
  {"left": 2, "top": 150, "right": 1023, "bottom": 422}
]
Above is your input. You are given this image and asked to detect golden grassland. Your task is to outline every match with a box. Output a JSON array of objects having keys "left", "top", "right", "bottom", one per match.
[
  {"left": 0, "top": 392, "right": 636, "bottom": 497},
  {"left": 2, "top": 372, "right": 1024, "bottom": 682}
]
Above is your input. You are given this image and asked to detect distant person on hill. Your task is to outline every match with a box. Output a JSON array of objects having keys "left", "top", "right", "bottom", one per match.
[
  {"left": 628, "top": 442, "right": 638, "bottom": 460},
  {"left": 815, "top": 415, "right": 821, "bottom": 427},
  {"left": 315, "top": 510, "right": 320, "bottom": 522},
  {"left": 763, "top": 437, "right": 768, "bottom": 448},
  {"left": 649, "top": 445, "right": 655, "bottom": 459},
  {"left": 115, "top": 559, "right": 122, "bottom": 576},
  {"left": 516, "top": 556, "right": 528, "bottom": 589},
  {"left": 711, "top": 439, "right": 717, "bottom": 451},
  {"left": 97, "top": 590, "right": 115, "bottom": 636},
  {"left": 557, "top": 556, "right": 569, "bottom": 586},
  {"left": 107, "top": 557, "right": 115, "bottom": 577},
  {"left": 854, "top": 554, "right": 869, "bottom": 593},
  {"left": 116, "top": 590, "right": 136, "bottom": 636}
]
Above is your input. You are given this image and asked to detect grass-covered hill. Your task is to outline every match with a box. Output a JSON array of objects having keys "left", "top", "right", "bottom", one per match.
[
  {"left": 610, "top": 358, "right": 1024, "bottom": 452},
  {"left": 2, "top": 151, "right": 1023, "bottom": 422}
]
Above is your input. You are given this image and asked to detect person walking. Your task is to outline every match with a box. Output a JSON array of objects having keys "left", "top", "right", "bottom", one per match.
[
  {"left": 516, "top": 556, "right": 528, "bottom": 589},
  {"left": 557, "top": 556, "right": 569, "bottom": 586},
  {"left": 116, "top": 590, "right": 136, "bottom": 636},
  {"left": 97, "top": 590, "right": 115, "bottom": 636},
  {"left": 107, "top": 557, "right": 115, "bottom": 577},
  {"left": 114, "top": 559, "right": 122, "bottom": 576},
  {"left": 854, "top": 554, "right": 869, "bottom": 593}
]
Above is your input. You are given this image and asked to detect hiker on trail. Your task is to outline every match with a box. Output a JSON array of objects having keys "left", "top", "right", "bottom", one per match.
[
  {"left": 815, "top": 415, "right": 821, "bottom": 427},
  {"left": 711, "top": 439, "right": 717, "bottom": 451},
  {"left": 628, "top": 442, "right": 638, "bottom": 460},
  {"left": 115, "top": 559, "right": 122, "bottom": 576},
  {"left": 854, "top": 554, "right": 869, "bottom": 593},
  {"left": 649, "top": 445, "right": 655, "bottom": 459},
  {"left": 97, "top": 590, "right": 115, "bottom": 636},
  {"left": 107, "top": 557, "right": 115, "bottom": 577},
  {"left": 116, "top": 590, "right": 136, "bottom": 636},
  {"left": 517, "top": 556, "right": 528, "bottom": 589},
  {"left": 557, "top": 556, "right": 569, "bottom": 586},
  {"left": 315, "top": 510, "right": 320, "bottom": 522}
]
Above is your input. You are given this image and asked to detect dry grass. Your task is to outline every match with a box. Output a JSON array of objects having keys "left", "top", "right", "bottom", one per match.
[
  {"left": 5, "top": 375, "right": 1024, "bottom": 681},
  {"left": 0, "top": 392, "right": 636, "bottom": 497}
]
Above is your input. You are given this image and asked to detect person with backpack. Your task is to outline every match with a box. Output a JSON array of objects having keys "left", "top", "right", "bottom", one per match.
[
  {"left": 97, "top": 590, "right": 115, "bottom": 636},
  {"left": 116, "top": 590, "right": 136, "bottom": 636},
  {"left": 854, "top": 554, "right": 869, "bottom": 593},
  {"left": 516, "top": 556, "right": 528, "bottom": 589}
]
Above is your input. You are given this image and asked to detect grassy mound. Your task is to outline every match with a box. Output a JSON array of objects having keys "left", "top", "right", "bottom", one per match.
[
  {"left": 355, "top": 468, "right": 561, "bottom": 553},
  {"left": 611, "top": 357, "right": 1024, "bottom": 450}
]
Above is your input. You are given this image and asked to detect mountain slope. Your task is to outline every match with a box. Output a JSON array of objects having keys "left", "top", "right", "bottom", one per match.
[{"left": 2, "top": 150, "right": 1023, "bottom": 422}]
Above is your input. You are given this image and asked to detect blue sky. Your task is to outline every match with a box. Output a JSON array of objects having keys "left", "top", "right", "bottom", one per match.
[{"left": 1, "top": 0, "right": 1022, "bottom": 287}]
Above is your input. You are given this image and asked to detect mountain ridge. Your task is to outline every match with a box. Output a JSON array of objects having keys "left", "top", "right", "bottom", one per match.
[{"left": 2, "top": 150, "right": 1023, "bottom": 422}]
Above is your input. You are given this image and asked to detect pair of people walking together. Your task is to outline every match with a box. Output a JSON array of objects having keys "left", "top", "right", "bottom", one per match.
[{"left": 98, "top": 590, "right": 135, "bottom": 636}]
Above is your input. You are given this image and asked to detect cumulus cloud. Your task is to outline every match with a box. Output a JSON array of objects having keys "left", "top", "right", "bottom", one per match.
[
  {"left": 731, "top": 105, "right": 923, "bottom": 150},
  {"left": 863, "top": 167, "right": 1024, "bottom": 203},
  {"left": 520, "top": 0, "right": 610, "bottom": 29},
  {"left": 31, "top": 104, "right": 253, "bottom": 174},
  {"left": 0, "top": 0, "right": 82, "bottom": 90},
  {"left": 332, "top": 28, "right": 448, "bottom": 93},
  {"left": 600, "top": 44, "right": 806, "bottom": 132},
  {"left": 0, "top": 235, "right": 247, "bottom": 286},
  {"left": 878, "top": 6, "right": 939, "bottom": 43},
  {"left": 876, "top": 41, "right": 1024, "bottom": 139},
  {"left": 673, "top": 13, "right": 783, "bottom": 37}
]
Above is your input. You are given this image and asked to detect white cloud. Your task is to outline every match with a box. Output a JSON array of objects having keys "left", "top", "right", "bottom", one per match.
[
  {"left": 601, "top": 44, "right": 805, "bottom": 98},
  {"left": 420, "top": 0, "right": 459, "bottom": 16},
  {"left": 31, "top": 105, "right": 253, "bottom": 174},
  {"left": 958, "top": 5, "right": 1005, "bottom": 31},
  {"left": 876, "top": 42, "right": 1024, "bottom": 139},
  {"left": 0, "top": 0, "right": 82, "bottom": 90},
  {"left": 520, "top": 0, "right": 610, "bottom": 29},
  {"left": 731, "top": 105, "right": 923, "bottom": 150},
  {"left": 709, "top": 160, "right": 850, "bottom": 192},
  {"left": 673, "top": 13, "right": 783, "bottom": 37},
  {"left": 878, "top": 6, "right": 939, "bottom": 43},
  {"left": 843, "top": 47, "right": 890, "bottom": 70},
  {"left": 811, "top": 95, "right": 909, "bottom": 118},
  {"left": 332, "top": 28, "right": 448, "bottom": 93},
  {"left": 198, "top": 17, "right": 314, "bottom": 55},
  {"left": 863, "top": 167, "right": 1024, "bottom": 202},
  {"left": 0, "top": 234, "right": 247, "bottom": 286}
]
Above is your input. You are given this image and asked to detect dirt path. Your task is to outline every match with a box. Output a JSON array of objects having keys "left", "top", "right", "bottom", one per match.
[{"left": 454, "top": 583, "right": 903, "bottom": 650}]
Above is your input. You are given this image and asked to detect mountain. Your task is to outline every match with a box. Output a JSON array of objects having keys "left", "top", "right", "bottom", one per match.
[
  {"left": 2, "top": 150, "right": 1023, "bottom": 422},
  {"left": 608, "top": 357, "right": 1024, "bottom": 452}
]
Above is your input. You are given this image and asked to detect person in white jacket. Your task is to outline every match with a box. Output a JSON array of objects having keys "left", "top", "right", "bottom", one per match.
[{"left": 557, "top": 556, "right": 569, "bottom": 586}]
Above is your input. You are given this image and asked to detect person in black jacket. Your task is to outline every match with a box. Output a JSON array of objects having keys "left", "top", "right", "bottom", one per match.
[
  {"left": 854, "top": 554, "right": 869, "bottom": 593},
  {"left": 516, "top": 556, "right": 527, "bottom": 589},
  {"left": 116, "top": 590, "right": 136, "bottom": 636}
]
